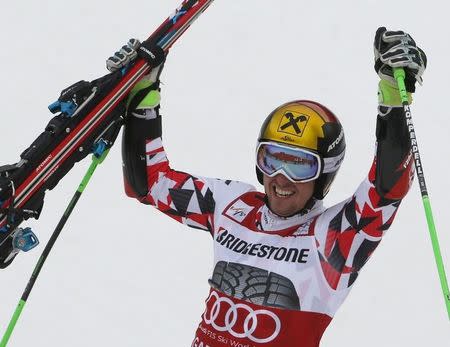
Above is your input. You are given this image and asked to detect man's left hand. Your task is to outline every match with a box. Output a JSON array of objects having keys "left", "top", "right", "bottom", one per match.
[{"left": 374, "top": 27, "right": 427, "bottom": 92}]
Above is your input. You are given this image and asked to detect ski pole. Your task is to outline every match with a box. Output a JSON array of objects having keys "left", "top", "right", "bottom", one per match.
[
  {"left": 0, "top": 144, "right": 111, "bottom": 347},
  {"left": 394, "top": 67, "right": 450, "bottom": 320}
]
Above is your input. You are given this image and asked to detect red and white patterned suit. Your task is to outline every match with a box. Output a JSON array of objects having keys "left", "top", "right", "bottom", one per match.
[{"left": 122, "top": 105, "right": 413, "bottom": 347}]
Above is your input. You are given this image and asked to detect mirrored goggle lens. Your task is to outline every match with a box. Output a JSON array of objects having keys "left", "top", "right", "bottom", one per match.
[{"left": 256, "top": 143, "right": 320, "bottom": 181}]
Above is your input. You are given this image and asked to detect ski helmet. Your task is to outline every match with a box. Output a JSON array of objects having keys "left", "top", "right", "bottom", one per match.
[{"left": 256, "top": 100, "right": 345, "bottom": 200}]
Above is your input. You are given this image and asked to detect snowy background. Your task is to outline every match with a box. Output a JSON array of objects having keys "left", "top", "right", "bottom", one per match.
[{"left": 1, "top": 0, "right": 449, "bottom": 346}]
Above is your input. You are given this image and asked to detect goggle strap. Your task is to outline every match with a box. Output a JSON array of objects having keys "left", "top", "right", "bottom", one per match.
[{"left": 323, "top": 151, "right": 345, "bottom": 173}]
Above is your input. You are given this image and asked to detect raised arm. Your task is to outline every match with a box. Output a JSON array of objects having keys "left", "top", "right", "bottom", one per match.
[
  {"left": 315, "top": 28, "right": 427, "bottom": 290},
  {"left": 113, "top": 41, "right": 254, "bottom": 234}
]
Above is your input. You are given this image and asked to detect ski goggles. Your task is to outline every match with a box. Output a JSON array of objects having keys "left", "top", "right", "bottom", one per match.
[{"left": 256, "top": 142, "right": 321, "bottom": 183}]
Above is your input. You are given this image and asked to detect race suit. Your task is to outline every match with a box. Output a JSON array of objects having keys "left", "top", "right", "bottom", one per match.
[{"left": 122, "top": 103, "right": 413, "bottom": 347}]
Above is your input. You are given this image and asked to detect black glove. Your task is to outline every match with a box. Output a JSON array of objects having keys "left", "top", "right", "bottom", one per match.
[
  {"left": 374, "top": 27, "right": 427, "bottom": 92},
  {"left": 106, "top": 39, "right": 166, "bottom": 119},
  {"left": 106, "top": 39, "right": 165, "bottom": 72}
]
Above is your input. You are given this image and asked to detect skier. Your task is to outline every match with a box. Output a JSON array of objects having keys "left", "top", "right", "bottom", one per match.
[{"left": 109, "top": 27, "right": 426, "bottom": 346}]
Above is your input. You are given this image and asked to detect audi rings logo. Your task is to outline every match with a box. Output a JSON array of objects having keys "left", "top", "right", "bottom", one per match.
[{"left": 203, "top": 291, "right": 281, "bottom": 344}]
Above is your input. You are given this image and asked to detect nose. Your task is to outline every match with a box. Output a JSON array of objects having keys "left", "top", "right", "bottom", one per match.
[{"left": 273, "top": 173, "right": 291, "bottom": 186}]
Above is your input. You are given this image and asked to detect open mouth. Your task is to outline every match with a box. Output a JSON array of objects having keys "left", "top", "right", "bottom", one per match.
[{"left": 273, "top": 185, "right": 295, "bottom": 198}]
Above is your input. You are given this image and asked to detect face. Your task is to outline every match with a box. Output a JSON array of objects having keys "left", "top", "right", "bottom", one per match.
[{"left": 263, "top": 174, "right": 315, "bottom": 217}]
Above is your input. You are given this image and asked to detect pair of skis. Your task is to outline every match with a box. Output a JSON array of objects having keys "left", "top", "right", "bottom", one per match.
[
  {"left": 0, "top": 0, "right": 214, "bottom": 345},
  {"left": 0, "top": 0, "right": 214, "bottom": 259}
]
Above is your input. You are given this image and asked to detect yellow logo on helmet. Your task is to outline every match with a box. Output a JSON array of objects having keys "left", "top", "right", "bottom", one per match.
[
  {"left": 277, "top": 111, "right": 310, "bottom": 137},
  {"left": 260, "top": 103, "right": 327, "bottom": 151}
]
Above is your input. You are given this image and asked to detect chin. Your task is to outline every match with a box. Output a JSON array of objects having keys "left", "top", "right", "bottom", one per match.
[{"left": 268, "top": 199, "right": 296, "bottom": 217}]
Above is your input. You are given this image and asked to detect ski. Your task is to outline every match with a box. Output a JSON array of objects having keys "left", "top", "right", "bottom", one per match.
[{"left": 0, "top": 0, "right": 215, "bottom": 267}]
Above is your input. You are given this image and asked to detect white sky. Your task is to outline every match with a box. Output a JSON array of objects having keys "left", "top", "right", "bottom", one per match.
[{"left": 0, "top": 0, "right": 449, "bottom": 346}]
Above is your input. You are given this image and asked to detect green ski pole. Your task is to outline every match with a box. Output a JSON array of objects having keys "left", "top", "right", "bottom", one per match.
[
  {"left": 0, "top": 144, "right": 110, "bottom": 347},
  {"left": 394, "top": 67, "right": 450, "bottom": 320}
]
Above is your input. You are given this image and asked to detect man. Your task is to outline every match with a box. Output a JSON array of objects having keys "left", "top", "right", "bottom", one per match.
[{"left": 109, "top": 27, "right": 426, "bottom": 346}]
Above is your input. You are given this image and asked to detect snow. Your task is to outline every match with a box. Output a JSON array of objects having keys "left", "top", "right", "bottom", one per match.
[{"left": 1, "top": 0, "right": 449, "bottom": 346}]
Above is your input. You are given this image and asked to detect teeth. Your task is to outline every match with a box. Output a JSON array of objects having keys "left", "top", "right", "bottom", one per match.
[{"left": 274, "top": 186, "right": 294, "bottom": 197}]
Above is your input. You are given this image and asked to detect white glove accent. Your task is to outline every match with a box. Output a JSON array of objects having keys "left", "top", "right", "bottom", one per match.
[{"left": 106, "top": 39, "right": 140, "bottom": 72}]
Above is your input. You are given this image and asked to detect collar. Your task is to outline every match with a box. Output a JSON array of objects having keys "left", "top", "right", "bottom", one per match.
[{"left": 259, "top": 198, "right": 325, "bottom": 233}]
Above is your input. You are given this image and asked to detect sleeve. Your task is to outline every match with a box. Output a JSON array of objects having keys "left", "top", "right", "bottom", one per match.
[
  {"left": 314, "top": 104, "right": 414, "bottom": 291},
  {"left": 122, "top": 114, "right": 255, "bottom": 235}
]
